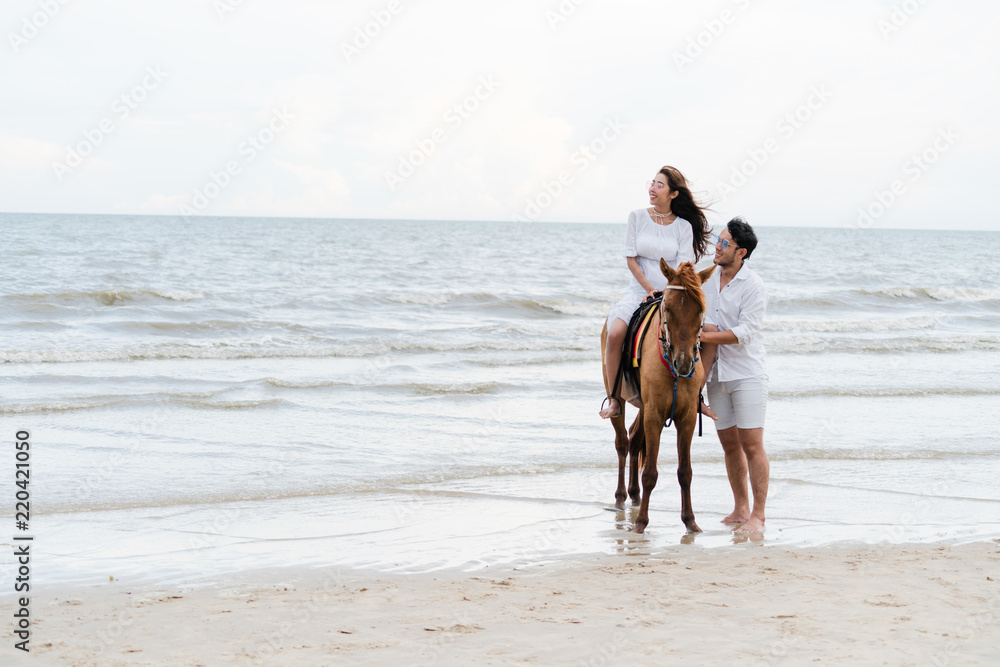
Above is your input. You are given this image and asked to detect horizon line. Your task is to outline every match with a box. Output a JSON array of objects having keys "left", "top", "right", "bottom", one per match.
[{"left": 0, "top": 210, "right": 995, "bottom": 233}]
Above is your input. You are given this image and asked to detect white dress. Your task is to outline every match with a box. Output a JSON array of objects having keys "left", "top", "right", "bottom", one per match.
[{"left": 606, "top": 209, "right": 696, "bottom": 327}]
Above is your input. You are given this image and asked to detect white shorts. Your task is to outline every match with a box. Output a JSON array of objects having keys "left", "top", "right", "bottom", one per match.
[{"left": 706, "top": 376, "right": 768, "bottom": 430}]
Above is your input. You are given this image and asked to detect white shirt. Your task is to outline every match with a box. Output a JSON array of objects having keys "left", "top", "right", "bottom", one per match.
[
  {"left": 606, "top": 210, "right": 697, "bottom": 327},
  {"left": 621, "top": 209, "right": 695, "bottom": 293},
  {"left": 704, "top": 262, "right": 767, "bottom": 382}
]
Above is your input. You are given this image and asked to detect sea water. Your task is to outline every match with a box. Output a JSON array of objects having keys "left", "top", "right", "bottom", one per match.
[{"left": 1, "top": 214, "right": 998, "bottom": 586}]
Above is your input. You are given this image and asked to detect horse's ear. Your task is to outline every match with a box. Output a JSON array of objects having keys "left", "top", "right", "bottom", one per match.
[
  {"left": 698, "top": 264, "right": 717, "bottom": 284},
  {"left": 659, "top": 258, "right": 676, "bottom": 281}
]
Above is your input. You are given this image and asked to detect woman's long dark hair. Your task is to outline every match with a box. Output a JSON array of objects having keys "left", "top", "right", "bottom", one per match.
[{"left": 659, "top": 165, "right": 711, "bottom": 260}]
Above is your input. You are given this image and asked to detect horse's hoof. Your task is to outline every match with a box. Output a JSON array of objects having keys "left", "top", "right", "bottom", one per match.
[
  {"left": 633, "top": 524, "right": 647, "bottom": 534},
  {"left": 686, "top": 523, "right": 703, "bottom": 534}
]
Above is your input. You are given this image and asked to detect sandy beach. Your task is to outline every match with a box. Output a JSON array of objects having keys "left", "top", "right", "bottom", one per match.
[{"left": 10, "top": 540, "right": 997, "bottom": 666}]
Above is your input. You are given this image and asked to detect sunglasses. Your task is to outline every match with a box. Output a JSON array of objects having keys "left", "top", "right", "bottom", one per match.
[
  {"left": 710, "top": 233, "right": 736, "bottom": 251},
  {"left": 645, "top": 180, "right": 667, "bottom": 191}
]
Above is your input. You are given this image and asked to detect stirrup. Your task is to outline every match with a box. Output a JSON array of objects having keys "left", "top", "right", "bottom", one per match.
[{"left": 600, "top": 396, "right": 623, "bottom": 418}]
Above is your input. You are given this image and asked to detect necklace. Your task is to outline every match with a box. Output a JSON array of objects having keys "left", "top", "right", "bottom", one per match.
[{"left": 650, "top": 209, "right": 675, "bottom": 225}]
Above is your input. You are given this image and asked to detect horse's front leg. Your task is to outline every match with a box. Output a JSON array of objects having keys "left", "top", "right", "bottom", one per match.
[
  {"left": 627, "top": 411, "right": 644, "bottom": 505},
  {"left": 676, "top": 412, "right": 701, "bottom": 533},
  {"left": 634, "top": 413, "right": 662, "bottom": 534},
  {"left": 612, "top": 413, "right": 631, "bottom": 509}
]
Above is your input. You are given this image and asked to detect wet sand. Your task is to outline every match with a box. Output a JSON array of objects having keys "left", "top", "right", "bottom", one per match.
[{"left": 14, "top": 540, "right": 1000, "bottom": 666}]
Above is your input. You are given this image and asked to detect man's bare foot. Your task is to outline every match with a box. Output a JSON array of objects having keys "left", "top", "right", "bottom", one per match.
[
  {"left": 599, "top": 397, "right": 622, "bottom": 419},
  {"left": 721, "top": 510, "right": 749, "bottom": 524},
  {"left": 735, "top": 516, "right": 765, "bottom": 533},
  {"left": 700, "top": 403, "right": 718, "bottom": 420}
]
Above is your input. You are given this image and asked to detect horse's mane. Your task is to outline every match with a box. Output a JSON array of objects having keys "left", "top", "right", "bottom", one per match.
[{"left": 669, "top": 262, "right": 705, "bottom": 311}]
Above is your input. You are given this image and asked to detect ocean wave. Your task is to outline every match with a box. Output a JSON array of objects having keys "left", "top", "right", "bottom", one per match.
[
  {"left": 771, "top": 387, "right": 1000, "bottom": 398},
  {"left": 8, "top": 333, "right": 994, "bottom": 364},
  {"left": 261, "top": 377, "right": 346, "bottom": 389},
  {"left": 658, "top": 447, "right": 1000, "bottom": 465},
  {"left": 263, "top": 377, "right": 506, "bottom": 395},
  {"left": 152, "top": 289, "right": 205, "bottom": 301},
  {"left": 382, "top": 293, "right": 457, "bottom": 306},
  {"left": 764, "top": 316, "right": 939, "bottom": 333},
  {"left": 176, "top": 398, "right": 287, "bottom": 410},
  {"left": 886, "top": 287, "right": 1000, "bottom": 302},
  {"left": 535, "top": 299, "right": 611, "bottom": 317},
  {"left": 381, "top": 285, "right": 1000, "bottom": 319},
  {"left": 0, "top": 338, "right": 594, "bottom": 364},
  {"left": 0, "top": 377, "right": 508, "bottom": 417},
  {"left": 409, "top": 381, "right": 505, "bottom": 395},
  {"left": 382, "top": 285, "right": 1000, "bottom": 322},
  {"left": 0, "top": 389, "right": 237, "bottom": 414},
  {"left": 493, "top": 322, "right": 604, "bottom": 337},
  {"left": 0, "top": 398, "right": 129, "bottom": 415},
  {"left": 3, "top": 288, "right": 206, "bottom": 307},
  {"left": 380, "top": 291, "right": 611, "bottom": 317},
  {"left": 262, "top": 377, "right": 507, "bottom": 394},
  {"left": 771, "top": 286, "right": 1000, "bottom": 309},
  {"left": 767, "top": 447, "right": 1000, "bottom": 462},
  {"left": 42, "top": 461, "right": 620, "bottom": 514},
  {"left": 769, "top": 335, "right": 1000, "bottom": 354},
  {"left": 121, "top": 320, "right": 318, "bottom": 335},
  {"left": 467, "top": 351, "right": 598, "bottom": 367}
]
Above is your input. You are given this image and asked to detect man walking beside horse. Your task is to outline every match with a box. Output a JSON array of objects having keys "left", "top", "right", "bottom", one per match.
[{"left": 699, "top": 217, "right": 770, "bottom": 534}]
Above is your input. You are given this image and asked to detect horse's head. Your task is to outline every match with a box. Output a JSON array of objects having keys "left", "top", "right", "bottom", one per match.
[{"left": 658, "top": 259, "right": 717, "bottom": 378}]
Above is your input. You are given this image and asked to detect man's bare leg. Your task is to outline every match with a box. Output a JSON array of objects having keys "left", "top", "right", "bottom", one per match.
[
  {"left": 735, "top": 427, "right": 768, "bottom": 533},
  {"left": 599, "top": 318, "right": 628, "bottom": 419},
  {"left": 717, "top": 425, "right": 749, "bottom": 524},
  {"left": 699, "top": 324, "right": 719, "bottom": 420}
]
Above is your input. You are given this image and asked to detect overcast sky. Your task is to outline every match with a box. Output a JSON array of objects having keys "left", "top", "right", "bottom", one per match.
[{"left": 2, "top": 0, "right": 998, "bottom": 229}]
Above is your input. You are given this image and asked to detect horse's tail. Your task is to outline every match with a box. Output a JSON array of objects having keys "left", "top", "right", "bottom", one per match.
[{"left": 634, "top": 410, "right": 645, "bottom": 472}]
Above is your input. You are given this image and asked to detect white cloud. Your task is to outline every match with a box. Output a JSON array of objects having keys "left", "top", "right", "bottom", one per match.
[{"left": 0, "top": 132, "right": 61, "bottom": 170}]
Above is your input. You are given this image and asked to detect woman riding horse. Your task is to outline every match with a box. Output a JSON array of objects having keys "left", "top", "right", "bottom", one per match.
[{"left": 600, "top": 165, "right": 713, "bottom": 419}]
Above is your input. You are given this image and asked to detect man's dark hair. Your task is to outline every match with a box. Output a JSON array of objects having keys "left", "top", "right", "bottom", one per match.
[{"left": 726, "top": 216, "right": 758, "bottom": 261}]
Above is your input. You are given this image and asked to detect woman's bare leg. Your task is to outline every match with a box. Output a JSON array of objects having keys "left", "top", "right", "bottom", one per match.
[{"left": 600, "top": 318, "right": 629, "bottom": 418}]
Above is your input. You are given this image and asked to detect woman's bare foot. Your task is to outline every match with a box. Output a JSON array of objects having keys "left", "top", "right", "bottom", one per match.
[
  {"left": 735, "top": 516, "right": 765, "bottom": 534},
  {"left": 599, "top": 397, "right": 622, "bottom": 419}
]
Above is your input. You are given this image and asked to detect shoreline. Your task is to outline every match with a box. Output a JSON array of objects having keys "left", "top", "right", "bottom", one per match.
[
  {"left": 16, "top": 469, "right": 1000, "bottom": 592},
  {"left": 9, "top": 540, "right": 999, "bottom": 666}
]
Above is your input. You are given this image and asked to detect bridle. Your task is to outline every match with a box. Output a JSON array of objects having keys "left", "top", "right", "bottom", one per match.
[{"left": 657, "top": 285, "right": 702, "bottom": 381}]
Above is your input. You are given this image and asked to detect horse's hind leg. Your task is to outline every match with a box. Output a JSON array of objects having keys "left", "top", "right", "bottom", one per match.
[
  {"left": 604, "top": 321, "right": 631, "bottom": 509},
  {"left": 627, "top": 411, "right": 644, "bottom": 505}
]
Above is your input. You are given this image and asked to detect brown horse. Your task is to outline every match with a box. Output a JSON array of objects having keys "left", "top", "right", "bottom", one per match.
[{"left": 600, "top": 260, "right": 716, "bottom": 533}]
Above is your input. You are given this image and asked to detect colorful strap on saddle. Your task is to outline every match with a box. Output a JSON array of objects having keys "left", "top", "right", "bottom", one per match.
[{"left": 631, "top": 305, "right": 659, "bottom": 368}]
